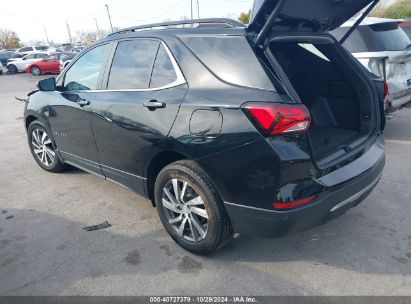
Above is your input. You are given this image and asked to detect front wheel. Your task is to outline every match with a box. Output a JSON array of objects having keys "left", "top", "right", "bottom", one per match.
[
  {"left": 27, "top": 121, "right": 66, "bottom": 173},
  {"left": 7, "top": 64, "right": 17, "bottom": 74},
  {"left": 30, "top": 66, "right": 41, "bottom": 76},
  {"left": 155, "top": 160, "right": 233, "bottom": 255}
]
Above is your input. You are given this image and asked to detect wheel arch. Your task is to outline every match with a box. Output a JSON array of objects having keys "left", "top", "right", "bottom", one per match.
[
  {"left": 145, "top": 150, "right": 189, "bottom": 206},
  {"left": 25, "top": 114, "right": 39, "bottom": 130}
]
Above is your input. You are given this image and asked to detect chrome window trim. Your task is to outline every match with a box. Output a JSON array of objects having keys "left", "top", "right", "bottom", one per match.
[
  {"left": 102, "top": 41, "right": 186, "bottom": 92},
  {"left": 58, "top": 41, "right": 186, "bottom": 93}
]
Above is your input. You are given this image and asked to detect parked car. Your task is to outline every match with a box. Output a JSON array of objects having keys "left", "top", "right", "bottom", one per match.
[
  {"left": 0, "top": 63, "right": 4, "bottom": 75},
  {"left": 332, "top": 17, "right": 411, "bottom": 112},
  {"left": 0, "top": 51, "right": 14, "bottom": 66},
  {"left": 399, "top": 19, "right": 411, "bottom": 39},
  {"left": 24, "top": 0, "right": 385, "bottom": 254},
  {"left": 6, "top": 52, "right": 48, "bottom": 74},
  {"left": 25, "top": 52, "right": 72, "bottom": 76},
  {"left": 16, "top": 46, "right": 49, "bottom": 56},
  {"left": 55, "top": 43, "right": 73, "bottom": 52},
  {"left": 7, "top": 53, "right": 26, "bottom": 64},
  {"left": 59, "top": 53, "right": 77, "bottom": 72},
  {"left": 72, "top": 46, "right": 85, "bottom": 53}
]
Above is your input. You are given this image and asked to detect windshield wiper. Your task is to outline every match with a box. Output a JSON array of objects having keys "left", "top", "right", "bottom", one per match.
[{"left": 405, "top": 43, "right": 411, "bottom": 50}]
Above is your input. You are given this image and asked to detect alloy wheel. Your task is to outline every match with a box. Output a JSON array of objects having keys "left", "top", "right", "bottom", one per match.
[
  {"left": 162, "top": 178, "right": 209, "bottom": 242},
  {"left": 31, "top": 128, "right": 56, "bottom": 167},
  {"left": 31, "top": 67, "right": 40, "bottom": 76}
]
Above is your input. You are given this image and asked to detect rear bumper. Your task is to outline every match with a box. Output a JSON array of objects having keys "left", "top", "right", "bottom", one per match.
[
  {"left": 386, "top": 91, "right": 411, "bottom": 112},
  {"left": 224, "top": 135, "right": 385, "bottom": 238}
]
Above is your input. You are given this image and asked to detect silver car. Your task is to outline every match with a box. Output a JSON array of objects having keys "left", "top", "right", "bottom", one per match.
[
  {"left": 6, "top": 53, "right": 48, "bottom": 74},
  {"left": 333, "top": 17, "right": 411, "bottom": 113}
]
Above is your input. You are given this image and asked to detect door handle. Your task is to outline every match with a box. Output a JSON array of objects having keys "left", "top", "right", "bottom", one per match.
[
  {"left": 76, "top": 98, "right": 90, "bottom": 107},
  {"left": 143, "top": 100, "right": 166, "bottom": 110}
]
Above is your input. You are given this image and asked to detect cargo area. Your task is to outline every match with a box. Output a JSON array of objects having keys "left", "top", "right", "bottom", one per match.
[{"left": 269, "top": 39, "right": 376, "bottom": 166}]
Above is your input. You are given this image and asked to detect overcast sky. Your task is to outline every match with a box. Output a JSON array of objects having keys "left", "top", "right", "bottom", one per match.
[{"left": 0, "top": 0, "right": 254, "bottom": 44}]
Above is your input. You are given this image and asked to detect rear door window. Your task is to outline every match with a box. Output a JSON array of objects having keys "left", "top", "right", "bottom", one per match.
[
  {"left": 149, "top": 44, "right": 177, "bottom": 88},
  {"left": 107, "top": 39, "right": 159, "bottom": 90}
]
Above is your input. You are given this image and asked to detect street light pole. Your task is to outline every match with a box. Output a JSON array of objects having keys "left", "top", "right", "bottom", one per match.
[
  {"left": 94, "top": 18, "right": 101, "bottom": 39},
  {"left": 190, "top": 0, "right": 193, "bottom": 21},
  {"left": 66, "top": 21, "right": 73, "bottom": 44},
  {"left": 105, "top": 4, "right": 114, "bottom": 32},
  {"left": 44, "top": 27, "right": 50, "bottom": 45},
  {"left": 197, "top": 0, "right": 200, "bottom": 19}
]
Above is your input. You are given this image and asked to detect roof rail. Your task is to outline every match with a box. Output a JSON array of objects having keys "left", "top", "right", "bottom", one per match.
[{"left": 108, "top": 18, "right": 245, "bottom": 36}]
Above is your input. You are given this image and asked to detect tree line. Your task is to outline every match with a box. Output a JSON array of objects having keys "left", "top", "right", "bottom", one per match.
[{"left": 237, "top": 0, "right": 411, "bottom": 25}]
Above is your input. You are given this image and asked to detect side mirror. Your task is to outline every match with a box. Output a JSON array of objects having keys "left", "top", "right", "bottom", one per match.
[{"left": 37, "top": 77, "right": 56, "bottom": 91}]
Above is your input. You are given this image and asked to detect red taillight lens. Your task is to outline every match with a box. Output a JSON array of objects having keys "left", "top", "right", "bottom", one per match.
[
  {"left": 273, "top": 195, "right": 316, "bottom": 210},
  {"left": 383, "top": 81, "right": 389, "bottom": 102},
  {"left": 243, "top": 103, "right": 311, "bottom": 136}
]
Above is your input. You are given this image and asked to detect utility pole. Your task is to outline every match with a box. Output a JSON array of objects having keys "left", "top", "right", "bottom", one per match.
[
  {"left": 44, "top": 27, "right": 50, "bottom": 46},
  {"left": 94, "top": 18, "right": 100, "bottom": 39},
  {"left": 197, "top": 0, "right": 200, "bottom": 19},
  {"left": 66, "top": 21, "right": 73, "bottom": 44},
  {"left": 105, "top": 4, "right": 114, "bottom": 32}
]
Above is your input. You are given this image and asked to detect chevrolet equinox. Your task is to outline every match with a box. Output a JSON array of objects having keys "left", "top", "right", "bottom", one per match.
[{"left": 24, "top": 0, "right": 386, "bottom": 254}]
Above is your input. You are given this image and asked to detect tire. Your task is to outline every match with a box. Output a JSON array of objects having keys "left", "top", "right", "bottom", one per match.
[
  {"left": 7, "top": 64, "right": 17, "bottom": 74},
  {"left": 27, "top": 121, "right": 66, "bottom": 173},
  {"left": 30, "top": 66, "right": 41, "bottom": 76},
  {"left": 155, "top": 160, "right": 233, "bottom": 255}
]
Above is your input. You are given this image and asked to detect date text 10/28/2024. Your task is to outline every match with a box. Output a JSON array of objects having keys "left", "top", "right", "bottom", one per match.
[{"left": 149, "top": 297, "right": 258, "bottom": 303}]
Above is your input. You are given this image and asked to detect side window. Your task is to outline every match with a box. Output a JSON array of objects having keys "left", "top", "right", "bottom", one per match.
[
  {"left": 107, "top": 39, "right": 159, "bottom": 90},
  {"left": 150, "top": 44, "right": 177, "bottom": 88},
  {"left": 35, "top": 53, "right": 47, "bottom": 59},
  {"left": 25, "top": 54, "right": 35, "bottom": 60},
  {"left": 44, "top": 54, "right": 59, "bottom": 61},
  {"left": 63, "top": 43, "right": 111, "bottom": 91},
  {"left": 20, "top": 47, "right": 32, "bottom": 52}
]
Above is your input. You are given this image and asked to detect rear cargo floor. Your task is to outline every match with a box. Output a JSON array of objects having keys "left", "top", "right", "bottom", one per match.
[{"left": 309, "top": 126, "right": 359, "bottom": 160}]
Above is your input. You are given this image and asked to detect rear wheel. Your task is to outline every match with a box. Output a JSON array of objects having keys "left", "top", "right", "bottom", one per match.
[
  {"left": 7, "top": 64, "right": 17, "bottom": 74},
  {"left": 30, "top": 66, "right": 41, "bottom": 76},
  {"left": 155, "top": 160, "right": 233, "bottom": 255},
  {"left": 27, "top": 121, "right": 66, "bottom": 173}
]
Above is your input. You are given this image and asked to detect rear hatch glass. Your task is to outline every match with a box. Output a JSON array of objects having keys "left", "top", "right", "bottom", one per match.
[{"left": 332, "top": 22, "right": 411, "bottom": 52}]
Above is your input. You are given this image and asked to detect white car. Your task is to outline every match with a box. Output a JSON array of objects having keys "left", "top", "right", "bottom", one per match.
[
  {"left": 0, "top": 64, "right": 4, "bottom": 75},
  {"left": 333, "top": 17, "right": 411, "bottom": 112},
  {"left": 6, "top": 53, "right": 48, "bottom": 74},
  {"left": 16, "top": 46, "right": 49, "bottom": 56}
]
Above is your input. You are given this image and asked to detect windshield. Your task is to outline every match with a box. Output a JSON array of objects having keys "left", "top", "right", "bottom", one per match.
[{"left": 333, "top": 22, "right": 411, "bottom": 52}]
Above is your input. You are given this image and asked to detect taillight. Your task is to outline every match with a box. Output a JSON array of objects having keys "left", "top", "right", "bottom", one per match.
[
  {"left": 383, "top": 81, "right": 389, "bottom": 102},
  {"left": 242, "top": 102, "right": 311, "bottom": 136},
  {"left": 273, "top": 195, "right": 316, "bottom": 210}
]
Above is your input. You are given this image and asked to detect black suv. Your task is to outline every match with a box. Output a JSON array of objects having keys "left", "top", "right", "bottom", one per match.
[{"left": 24, "top": 0, "right": 385, "bottom": 254}]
